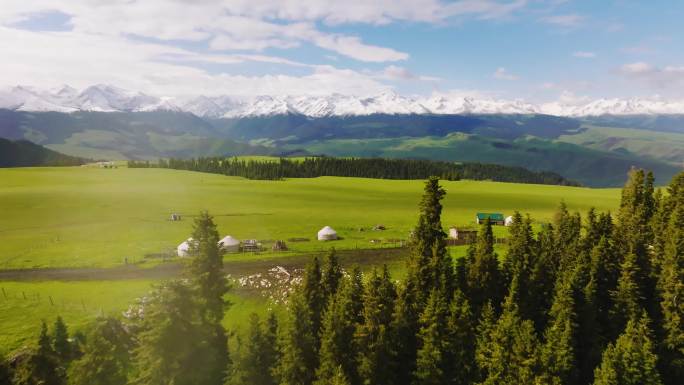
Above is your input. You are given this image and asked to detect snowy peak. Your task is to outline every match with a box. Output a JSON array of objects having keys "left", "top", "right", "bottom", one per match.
[{"left": 0, "top": 84, "right": 683, "bottom": 117}]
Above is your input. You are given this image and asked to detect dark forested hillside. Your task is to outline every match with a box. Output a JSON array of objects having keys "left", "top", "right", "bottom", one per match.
[
  {"left": 0, "top": 139, "right": 88, "bottom": 167},
  {"left": 129, "top": 156, "right": 581, "bottom": 186}
]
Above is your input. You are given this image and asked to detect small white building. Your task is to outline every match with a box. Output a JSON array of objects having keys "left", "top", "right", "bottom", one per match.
[
  {"left": 177, "top": 238, "right": 195, "bottom": 257},
  {"left": 317, "top": 226, "right": 338, "bottom": 241},
  {"left": 505, "top": 216, "right": 514, "bottom": 227},
  {"left": 218, "top": 235, "right": 240, "bottom": 253},
  {"left": 448, "top": 227, "right": 459, "bottom": 239}
]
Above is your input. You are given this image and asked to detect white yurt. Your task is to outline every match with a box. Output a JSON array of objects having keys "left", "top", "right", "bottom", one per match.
[
  {"left": 218, "top": 235, "right": 241, "bottom": 253},
  {"left": 177, "top": 238, "right": 195, "bottom": 257},
  {"left": 448, "top": 227, "right": 459, "bottom": 239},
  {"left": 504, "top": 216, "right": 514, "bottom": 227},
  {"left": 317, "top": 226, "right": 338, "bottom": 241}
]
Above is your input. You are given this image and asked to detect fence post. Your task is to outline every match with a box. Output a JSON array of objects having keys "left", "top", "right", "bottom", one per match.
[
  {"left": 22, "top": 291, "right": 26, "bottom": 300},
  {"left": 49, "top": 296, "right": 54, "bottom": 306},
  {"left": 1, "top": 287, "right": 6, "bottom": 299}
]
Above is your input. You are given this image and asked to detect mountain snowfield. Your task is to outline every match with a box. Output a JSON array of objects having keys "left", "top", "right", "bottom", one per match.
[{"left": 1, "top": 84, "right": 683, "bottom": 118}]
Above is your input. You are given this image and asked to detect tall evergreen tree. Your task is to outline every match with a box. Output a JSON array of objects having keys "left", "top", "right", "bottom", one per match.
[
  {"left": 52, "top": 316, "right": 71, "bottom": 363},
  {"left": 227, "top": 313, "right": 279, "bottom": 385},
  {"left": 538, "top": 275, "right": 578, "bottom": 385},
  {"left": 414, "top": 290, "right": 450, "bottom": 385},
  {"left": 445, "top": 290, "right": 476, "bottom": 385},
  {"left": 530, "top": 223, "right": 560, "bottom": 331},
  {"left": 12, "top": 321, "right": 64, "bottom": 385},
  {"left": 475, "top": 289, "right": 541, "bottom": 385},
  {"left": 68, "top": 316, "right": 132, "bottom": 385},
  {"left": 322, "top": 249, "right": 343, "bottom": 300},
  {"left": 358, "top": 266, "right": 397, "bottom": 385},
  {"left": 130, "top": 281, "right": 219, "bottom": 385},
  {"left": 188, "top": 211, "right": 230, "bottom": 385},
  {"left": 315, "top": 279, "right": 360, "bottom": 385},
  {"left": 593, "top": 315, "right": 662, "bottom": 385},
  {"left": 503, "top": 212, "right": 538, "bottom": 326},
  {"left": 278, "top": 291, "right": 318, "bottom": 385},
  {"left": 465, "top": 219, "right": 504, "bottom": 316},
  {"left": 610, "top": 253, "right": 644, "bottom": 337},
  {"left": 406, "top": 176, "right": 453, "bottom": 304},
  {"left": 658, "top": 203, "right": 684, "bottom": 384},
  {"left": 302, "top": 256, "right": 326, "bottom": 347}
]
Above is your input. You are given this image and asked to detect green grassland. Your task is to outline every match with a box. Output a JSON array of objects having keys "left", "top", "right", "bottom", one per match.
[
  {"left": 0, "top": 166, "right": 623, "bottom": 356},
  {"left": 0, "top": 167, "right": 620, "bottom": 269},
  {"left": 288, "top": 133, "right": 682, "bottom": 186},
  {"left": 0, "top": 280, "right": 154, "bottom": 354},
  {"left": 558, "top": 125, "right": 684, "bottom": 166}
]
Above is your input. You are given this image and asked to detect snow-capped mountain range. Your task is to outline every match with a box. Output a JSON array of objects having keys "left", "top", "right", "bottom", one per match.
[{"left": 1, "top": 84, "right": 683, "bottom": 118}]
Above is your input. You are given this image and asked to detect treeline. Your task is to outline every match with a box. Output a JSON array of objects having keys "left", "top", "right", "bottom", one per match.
[
  {"left": 3, "top": 169, "right": 683, "bottom": 385},
  {"left": 128, "top": 156, "right": 581, "bottom": 186},
  {"left": 0, "top": 139, "right": 88, "bottom": 167}
]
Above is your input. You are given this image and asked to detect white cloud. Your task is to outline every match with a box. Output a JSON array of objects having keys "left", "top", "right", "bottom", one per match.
[
  {"left": 540, "top": 13, "right": 584, "bottom": 27},
  {"left": 493, "top": 67, "right": 519, "bottom": 81},
  {"left": 620, "top": 62, "right": 684, "bottom": 88},
  {"left": 380, "top": 65, "right": 441, "bottom": 81},
  {"left": 573, "top": 51, "right": 596, "bottom": 58},
  {"left": 0, "top": 26, "right": 391, "bottom": 97}
]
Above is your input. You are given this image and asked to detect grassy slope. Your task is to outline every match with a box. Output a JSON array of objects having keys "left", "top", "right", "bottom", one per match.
[
  {"left": 0, "top": 167, "right": 620, "bottom": 269},
  {"left": 0, "top": 280, "right": 154, "bottom": 354},
  {"left": 292, "top": 133, "right": 682, "bottom": 186},
  {"left": 558, "top": 125, "right": 684, "bottom": 166}
]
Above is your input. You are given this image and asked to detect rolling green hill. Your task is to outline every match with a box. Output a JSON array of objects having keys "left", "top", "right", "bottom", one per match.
[
  {"left": 288, "top": 133, "right": 682, "bottom": 186},
  {"left": 0, "top": 138, "right": 88, "bottom": 167},
  {"left": 1, "top": 109, "right": 682, "bottom": 186}
]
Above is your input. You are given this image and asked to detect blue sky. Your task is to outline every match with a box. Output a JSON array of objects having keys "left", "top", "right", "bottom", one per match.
[{"left": 1, "top": 0, "right": 683, "bottom": 101}]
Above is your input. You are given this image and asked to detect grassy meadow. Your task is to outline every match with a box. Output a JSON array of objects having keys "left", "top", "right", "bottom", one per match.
[
  {"left": 0, "top": 166, "right": 623, "bottom": 355},
  {"left": 0, "top": 167, "right": 620, "bottom": 269}
]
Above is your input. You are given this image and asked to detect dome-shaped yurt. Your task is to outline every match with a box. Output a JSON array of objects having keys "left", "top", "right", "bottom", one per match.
[
  {"left": 177, "top": 238, "right": 195, "bottom": 257},
  {"left": 317, "top": 226, "right": 338, "bottom": 241},
  {"left": 505, "top": 216, "right": 514, "bottom": 227},
  {"left": 218, "top": 235, "right": 241, "bottom": 253}
]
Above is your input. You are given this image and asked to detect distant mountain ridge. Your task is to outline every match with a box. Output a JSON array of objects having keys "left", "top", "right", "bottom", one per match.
[{"left": 2, "top": 84, "right": 684, "bottom": 118}]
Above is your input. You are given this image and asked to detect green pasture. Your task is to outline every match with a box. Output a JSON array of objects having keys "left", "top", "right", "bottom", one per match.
[
  {"left": 0, "top": 280, "right": 154, "bottom": 355},
  {"left": 0, "top": 167, "right": 620, "bottom": 269}
]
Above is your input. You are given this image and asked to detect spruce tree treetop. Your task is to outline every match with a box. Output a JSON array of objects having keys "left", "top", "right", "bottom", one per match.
[{"left": 593, "top": 315, "right": 662, "bottom": 385}]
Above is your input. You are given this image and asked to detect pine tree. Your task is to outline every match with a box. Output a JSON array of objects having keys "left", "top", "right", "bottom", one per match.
[
  {"left": 406, "top": 176, "right": 453, "bottom": 305},
  {"left": 414, "top": 290, "right": 450, "bottom": 385},
  {"left": 593, "top": 315, "right": 662, "bottom": 385},
  {"left": 553, "top": 201, "right": 582, "bottom": 268},
  {"left": 188, "top": 211, "right": 230, "bottom": 385},
  {"left": 465, "top": 218, "right": 504, "bottom": 316},
  {"left": 529, "top": 223, "right": 560, "bottom": 331},
  {"left": 445, "top": 290, "right": 476, "bottom": 385},
  {"left": 315, "top": 279, "right": 360, "bottom": 385},
  {"left": 390, "top": 282, "right": 420, "bottom": 385},
  {"left": 610, "top": 253, "right": 644, "bottom": 337},
  {"left": 322, "top": 249, "right": 343, "bottom": 300},
  {"left": 130, "top": 281, "right": 217, "bottom": 385},
  {"left": 503, "top": 213, "right": 538, "bottom": 326},
  {"left": 538, "top": 275, "right": 578, "bottom": 385},
  {"left": 12, "top": 321, "right": 64, "bottom": 385},
  {"left": 659, "top": 203, "right": 684, "bottom": 383},
  {"left": 358, "top": 266, "right": 396, "bottom": 385},
  {"left": 52, "top": 316, "right": 71, "bottom": 363},
  {"left": 227, "top": 313, "right": 279, "bottom": 385},
  {"left": 68, "top": 316, "right": 132, "bottom": 385},
  {"left": 278, "top": 291, "right": 318, "bottom": 385},
  {"left": 476, "top": 286, "right": 541, "bottom": 385},
  {"left": 303, "top": 256, "right": 326, "bottom": 347}
]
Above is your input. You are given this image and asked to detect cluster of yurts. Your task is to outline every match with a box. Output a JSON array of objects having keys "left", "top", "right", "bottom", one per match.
[{"left": 177, "top": 226, "right": 338, "bottom": 257}]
